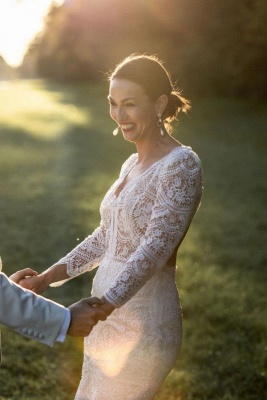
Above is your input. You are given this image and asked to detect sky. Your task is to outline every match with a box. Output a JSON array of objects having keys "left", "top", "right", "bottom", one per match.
[{"left": 0, "top": 0, "right": 64, "bottom": 67}]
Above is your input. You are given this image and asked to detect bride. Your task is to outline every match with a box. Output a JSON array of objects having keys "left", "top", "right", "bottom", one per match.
[{"left": 19, "top": 54, "right": 202, "bottom": 400}]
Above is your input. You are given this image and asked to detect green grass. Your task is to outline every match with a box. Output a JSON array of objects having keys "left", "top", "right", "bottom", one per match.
[{"left": 0, "top": 81, "right": 266, "bottom": 399}]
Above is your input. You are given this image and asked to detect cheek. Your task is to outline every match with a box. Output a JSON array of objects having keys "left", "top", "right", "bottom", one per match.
[
  {"left": 138, "top": 110, "right": 154, "bottom": 127},
  {"left": 138, "top": 104, "right": 155, "bottom": 121},
  {"left": 109, "top": 108, "right": 116, "bottom": 121}
]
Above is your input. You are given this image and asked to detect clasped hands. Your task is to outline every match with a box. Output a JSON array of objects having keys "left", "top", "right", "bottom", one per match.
[{"left": 10, "top": 268, "right": 115, "bottom": 337}]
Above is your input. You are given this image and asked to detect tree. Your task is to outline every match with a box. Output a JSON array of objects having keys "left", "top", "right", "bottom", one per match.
[{"left": 22, "top": 0, "right": 267, "bottom": 99}]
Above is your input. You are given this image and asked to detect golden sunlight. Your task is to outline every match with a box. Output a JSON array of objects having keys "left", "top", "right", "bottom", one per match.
[
  {"left": 91, "top": 340, "right": 139, "bottom": 377},
  {"left": 0, "top": 0, "right": 64, "bottom": 67},
  {"left": 85, "top": 312, "right": 142, "bottom": 378}
]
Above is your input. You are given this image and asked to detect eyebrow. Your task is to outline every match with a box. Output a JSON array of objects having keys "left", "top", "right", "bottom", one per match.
[{"left": 107, "top": 96, "right": 136, "bottom": 103}]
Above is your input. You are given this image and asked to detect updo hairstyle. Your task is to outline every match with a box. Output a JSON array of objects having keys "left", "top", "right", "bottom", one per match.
[{"left": 109, "top": 54, "right": 191, "bottom": 128}]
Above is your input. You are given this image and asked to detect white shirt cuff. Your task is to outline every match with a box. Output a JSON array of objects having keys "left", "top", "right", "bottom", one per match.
[{"left": 56, "top": 308, "right": 70, "bottom": 342}]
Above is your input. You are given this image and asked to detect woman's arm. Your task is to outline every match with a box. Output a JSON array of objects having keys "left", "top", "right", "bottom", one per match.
[
  {"left": 17, "top": 263, "right": 69, "bottom": 294},
  {"left": 50, "top": 222, "right": 108, "bottom": 286},
  {"left": 18, "top": 222, "right": 108, "bottom": 293},
  {"left": 103, "top": 150, "right": 203, "bottom": 308}
]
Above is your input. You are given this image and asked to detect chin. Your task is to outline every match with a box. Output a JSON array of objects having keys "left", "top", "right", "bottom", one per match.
[{"left": 123, "top": 131, "right": 140, "bottom": 143}]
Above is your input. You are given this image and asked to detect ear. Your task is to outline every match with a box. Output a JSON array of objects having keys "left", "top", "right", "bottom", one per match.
[{"left": 154, "top": 94, "right": 168, "bottom": 115}]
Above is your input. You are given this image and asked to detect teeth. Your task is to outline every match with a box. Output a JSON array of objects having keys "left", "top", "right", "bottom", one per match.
[{"left": 120, "top": 124, "right": 134, "bottom": 130}]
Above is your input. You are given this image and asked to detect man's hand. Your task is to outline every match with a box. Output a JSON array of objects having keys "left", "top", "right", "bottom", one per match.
[{"left": 67, "top": 297, "right": 108, "bottom": 337}]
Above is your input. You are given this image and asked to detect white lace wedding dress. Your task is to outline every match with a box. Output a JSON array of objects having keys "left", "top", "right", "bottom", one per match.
[{"left": 53, "top": 145, "right": 202, "bottom": 400}]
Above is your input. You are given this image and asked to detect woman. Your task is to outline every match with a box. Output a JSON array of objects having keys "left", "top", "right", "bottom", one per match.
[{"left": 20, "top": 54, "right": 202, "bottom": 399}]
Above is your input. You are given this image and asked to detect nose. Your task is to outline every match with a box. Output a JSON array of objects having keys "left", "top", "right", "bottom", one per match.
[{"left": 115, "top": 106, "right": 127, "bottom": 123}]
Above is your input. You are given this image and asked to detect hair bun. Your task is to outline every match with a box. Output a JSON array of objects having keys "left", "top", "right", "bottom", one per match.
[{"left": 163, "top": 91, "right": 191, "bottom": 122}]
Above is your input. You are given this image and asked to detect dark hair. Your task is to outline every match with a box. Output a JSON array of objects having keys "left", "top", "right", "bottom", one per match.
[{"left": 108, "top": 54, "right": 191, "bottom": 124}]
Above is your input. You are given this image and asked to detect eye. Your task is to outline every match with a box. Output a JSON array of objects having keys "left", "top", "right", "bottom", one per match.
[
  {"left": 109, "top": 100, "right": 116, "bottom": 107},
  {"left": 125, "top": 103, "right": 135, "bottom": 107}
]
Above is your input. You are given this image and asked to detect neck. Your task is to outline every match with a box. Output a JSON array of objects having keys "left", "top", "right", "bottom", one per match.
[{"left": 134, "top": 133, "right": 181, "bottom": 165}]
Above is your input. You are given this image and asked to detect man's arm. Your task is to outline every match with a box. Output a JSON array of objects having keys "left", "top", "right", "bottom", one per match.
[
  {"left": 0, "top": 271, "right": 67, "bottom": 346},
  {"left": 0, "top": 271, "right": 107, "bottom": 346}
]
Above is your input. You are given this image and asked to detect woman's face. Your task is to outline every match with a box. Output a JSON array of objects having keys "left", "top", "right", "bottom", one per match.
[{"left": 108, "top": 78, "right": 158, "bottom": 143}]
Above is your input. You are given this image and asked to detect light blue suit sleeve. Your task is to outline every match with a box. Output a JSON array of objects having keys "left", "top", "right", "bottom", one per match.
[{"left": 0, "top": 272, "right": 67, "bottom": 347}]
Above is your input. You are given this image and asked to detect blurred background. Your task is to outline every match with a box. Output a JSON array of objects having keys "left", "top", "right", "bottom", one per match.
[
  {"left": 1, "top": 0, "right": 267, "bottom": 99},
  {"left": 0, "top": 1, "right": 266, "bottom": 399}
]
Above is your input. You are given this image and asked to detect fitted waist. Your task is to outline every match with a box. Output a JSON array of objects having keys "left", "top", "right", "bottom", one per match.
[
  {"left": 92, "top": 257, "right": 178, "bottom": 300},
  {"left": 103, "top": 255, "right": 176, "bottom": 271}
]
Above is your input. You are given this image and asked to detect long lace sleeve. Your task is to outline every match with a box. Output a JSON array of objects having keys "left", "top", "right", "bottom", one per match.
[
  {"left": 103, "top": 150, "right": 202, "bottom": 307},
  {"left": 50, "top": 221, "right": 107, "bottom": 286},
  {"left": 49, "top": 155, "right": 137, "bottom": 287}
]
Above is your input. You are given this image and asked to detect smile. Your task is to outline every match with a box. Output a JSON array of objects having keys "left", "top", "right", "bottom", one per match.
[{"left": 120, "top": 124, "right": 135, "bottom": 131}]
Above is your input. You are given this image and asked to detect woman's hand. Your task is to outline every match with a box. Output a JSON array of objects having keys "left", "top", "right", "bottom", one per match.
[
  {"left": 10, "top": 264, "right": 69, "bottom": 294},
  {"left": 80, "top": 297, "right": 115, "bottom": 317},
  {"left": 98, "top": 298, "right": 116, "bottom": 316},
  {"left": 15, "top": 273, "right": 50, "bottom": 294},
  {"left": 9, "top": 268, "right": 38, "bottom": 284}
]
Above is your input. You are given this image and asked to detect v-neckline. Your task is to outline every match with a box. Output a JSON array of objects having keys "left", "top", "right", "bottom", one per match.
[{"left": 113, "top": 145, "right": 189, "bottom": 199}]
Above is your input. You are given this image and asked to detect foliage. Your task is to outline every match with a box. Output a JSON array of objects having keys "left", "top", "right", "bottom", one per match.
[
  {"left": 21, "top": 0, "right": 267, "bottom": 99},
  {"left": 0, "top": 81, "right": 266, "bottom": 399}
]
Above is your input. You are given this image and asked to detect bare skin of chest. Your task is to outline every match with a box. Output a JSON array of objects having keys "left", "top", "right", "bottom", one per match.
[
  {"left": 114, "top": 143, "right": 182, "bottom": 198},
  {"left": 114, "top": 164, "right": 149, "bottom": 197}
]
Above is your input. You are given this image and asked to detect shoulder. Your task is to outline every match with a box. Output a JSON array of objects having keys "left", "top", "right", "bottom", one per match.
[
  {"left": 0, "top": 271, "right": 11, "bottom": 289},
  {"left": 161, "top": 146, "right": 202, "bottom": 177}
]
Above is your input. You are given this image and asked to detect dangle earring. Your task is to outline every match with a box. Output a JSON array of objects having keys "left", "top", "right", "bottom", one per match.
[
  {"left": 157, "top": 113, "right": 165, "bottom": 136},
  {"left": 113, "top": 125, "right": 120, "bottom": 136}
]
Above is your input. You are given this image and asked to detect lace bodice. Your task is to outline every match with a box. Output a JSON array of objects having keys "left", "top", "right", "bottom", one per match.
[{"left": 54, "top": 146, "right": 202, "bottom": 307}]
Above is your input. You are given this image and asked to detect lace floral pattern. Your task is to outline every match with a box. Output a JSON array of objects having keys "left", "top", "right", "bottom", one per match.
[
  {"left": 56, "top": 146, "right": 202, "bottom": 307},
  {"left": 54, "top": 146, "right": 202, "bottom": 399}
]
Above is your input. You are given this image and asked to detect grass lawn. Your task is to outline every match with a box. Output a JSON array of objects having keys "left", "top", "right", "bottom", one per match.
[{"left": 0, "top": 80, "right": 266, "bottom": 399}]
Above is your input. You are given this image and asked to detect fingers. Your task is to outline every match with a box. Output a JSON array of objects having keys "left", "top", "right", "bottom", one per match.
[
  {"left": 92, "top": 308, "right": 108, "bottom": 322},
  {"left": 67, "top": 297, "right": 111, "bottom": 336},
  {"left": 18, "top": 277, "right": 35, "bottom": 289},
  {"left": 77, "top": 298, "right": 108, "bottom": 321},
  {"left": 81, "top": 297, "right": 115, "bottom": 316},
  {"left": 97, "top": 301, "right": 115, "bottom": 316},
  {"left": 82, "top": 297, "right": 106, "bottom": 306},
  {"left": 15, "top": 274, "right": 47, "bottom": 294},
  {"left": 9, "top": 268, "right": 38, "bottom": 283}
]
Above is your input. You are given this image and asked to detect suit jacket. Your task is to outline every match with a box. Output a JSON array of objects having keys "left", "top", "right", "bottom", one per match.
[{"left": 0, "top": 272, "right": 67, "bottom": 348}]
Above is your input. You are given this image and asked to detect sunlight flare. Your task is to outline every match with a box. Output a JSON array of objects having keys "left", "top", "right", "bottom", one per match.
[{"left": 0, "top": 0, "right": 64, "bottom": 67}]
